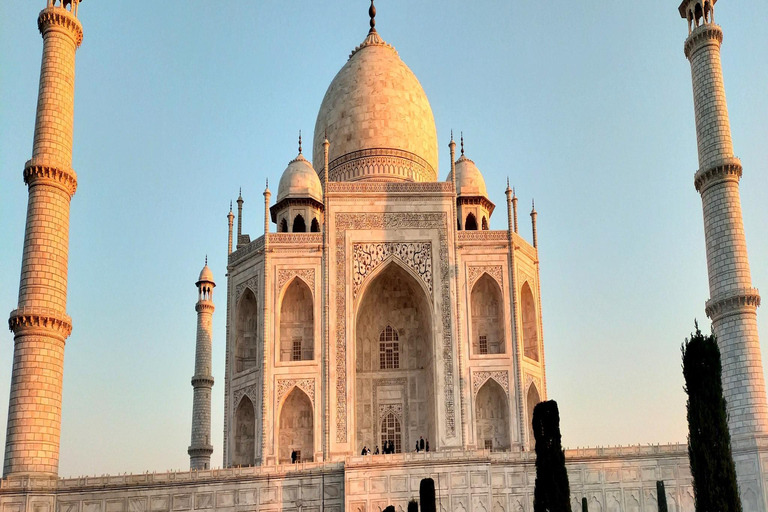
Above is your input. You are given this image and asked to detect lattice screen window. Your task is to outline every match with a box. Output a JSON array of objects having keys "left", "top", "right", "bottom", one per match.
[
  {"left": 379, "top": 326, "right": 400, "bottom": 369},
  {"left": 380, "top": 412, "right": 402, "bottom": 453},
  {"left": 484, "top": 439, "right": 493, "bottom": 451},
  {"left": 295, "top": 450, "right": 301, "bottom": 462},
  {"left": 292, "top": 338, "right": 302, "bottom": 361},
  {"left": 479, "top": 335, "right": 488, "bottom": 355}
]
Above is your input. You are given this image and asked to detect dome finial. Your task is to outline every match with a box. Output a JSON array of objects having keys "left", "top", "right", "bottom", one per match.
[
  {"left": 460, "top": 132, "right": 465, "bottom": 155},
  {"left": 298, "top": 130, "right": 302, "bottom": 154},
  {"left": 205, "top": 254, "right": 208, "bottom": 266},
  {"left": 369, "top": 0, "right": 377, "bottom": 33}
]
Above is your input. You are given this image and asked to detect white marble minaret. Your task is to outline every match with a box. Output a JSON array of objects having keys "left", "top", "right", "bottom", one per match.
[{"left": 189, "top": 260, "right": 215, "bottom": 469}]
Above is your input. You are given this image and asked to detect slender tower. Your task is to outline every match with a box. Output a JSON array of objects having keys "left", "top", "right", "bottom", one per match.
[
  {"left": 189, "top": 259, "right": 215, "bottom": 469},
  {"left": 4, "top": 0, "right": 83, "bottom": 479},
  {"left": 680, "top": 0, "right": 768, "bottom": 442}
]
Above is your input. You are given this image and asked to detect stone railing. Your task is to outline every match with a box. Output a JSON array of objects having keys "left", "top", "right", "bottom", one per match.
[{"left": 457, "top": 230, "right": 508, "bottom": 242}]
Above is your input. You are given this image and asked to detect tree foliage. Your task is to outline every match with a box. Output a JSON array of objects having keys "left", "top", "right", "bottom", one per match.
[
  {"left": 682, "top": 322, "right": 741, "bottom": 512},
  {"left": 656, "top": 481, "right": 668, "bottom": 512},
  {"left": 407, "top": 500, "right": 418, "bottom": 512},
  {"left": 582, "top": 497, "right": 588, "bottom": 512},
  {"left": 533, "top": 400, "right": 571, "bottom": 512},
  {"left": 419, "top": 478, "right": 436, "bottom": 512}
]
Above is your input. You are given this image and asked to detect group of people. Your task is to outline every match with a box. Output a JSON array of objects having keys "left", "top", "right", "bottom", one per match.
[{"left": 360, "top": 436, "right": 431, "bottom": 456}]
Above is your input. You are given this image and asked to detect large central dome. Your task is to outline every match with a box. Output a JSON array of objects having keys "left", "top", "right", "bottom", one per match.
[{"left": 312, "top": 29, "right": 438, "bottom": 182}]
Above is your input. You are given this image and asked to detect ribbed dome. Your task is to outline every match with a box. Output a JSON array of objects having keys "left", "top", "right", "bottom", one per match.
[
  {"left": 447, "top": 155, "right": 488, "bottom": 197},
  {"left": 197, "top": 265, "right": 214, "bottom": 284},
  {"left": 312, "top": 31, "right": 438, "bottom": 182},
  {"left": 277, "top": 154, "right": 323, "bottom": 204}
]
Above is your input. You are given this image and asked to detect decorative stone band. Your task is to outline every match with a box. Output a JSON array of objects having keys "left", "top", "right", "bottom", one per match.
[
  {"left": 38, "top": 7, "right": 83, "bottom": 48},
  {"left": 705, "top": 287, "right": 761, "bottom": 322},
  {"left": 268, "top": 233, "right": 323, "bottom": 245},
  {"left": 195, "top": 302, "right": 215, "bottom": 314},
  {"left": 187, "top": 445, "right": 214, "bottom": 457},
  {"left": 8, "top": 306, "right": 73, "bottom": 341},
  {"left": 327, "top": 148, "right": 436, "bottom": 183},
  {"left": 684, "top": 23, "right": 723, "bottom": 59},
  {"left": 191, "top": 375, "right": 215, "bottom": 388},
  {"left": 457, "top": 195, "right": 496, "bottom": 215},
  {"left": 326, "top": 181, "right": 453, "bottom": 194},
  {"left": 23, "top": 161, "right": 78, "bottom": 197},
  {"left": 457, "top": 231, "right": 509, "bottom": 242},
  {"left": 694, "top": 157, "right": 742, "bottom": 193}
]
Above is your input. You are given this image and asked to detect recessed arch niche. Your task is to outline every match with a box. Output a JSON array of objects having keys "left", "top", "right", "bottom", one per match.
[
  {"left": 526, "top": 383, "right": 541, "bottom": 450},
  {"left": 233, "top": 396, "right": 255, "bottom": 467},
  {"left": 471, "top": 274, "right": 504, "bottom": 355},
  {"left": 521, "top": 282, "right": 539, "bottom": 361},
  {"left": 279, "top": 277, "right": 314, "bottom": 362},
  {"left": 236, "top": 289, "right": 259, "bottom": 373},
  {"left": 278, "top": 387, "right": 314, "bottom": 463},
  {"left": 475, "top": 379, "right": 510, "bottom": 451}
]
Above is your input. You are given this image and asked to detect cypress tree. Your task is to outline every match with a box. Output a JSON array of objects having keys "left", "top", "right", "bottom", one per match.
[
  {"left": 532, "top": 400, "right": 570, "bottom": 512},
  {"left": 407, "top": 500, "right": 419, "bottom": 512},
  {"left": 383, "top": 507, "right": 395, "bottom": 512},
  {"left": 682, "top": 322, "right": 742, "bottom": 512},
  {"left": 419, "top": 478, "right": 436, "bottom": 512},
  {"left": 656, "top": 481, "right": 668, "bottom": 512},
  {"left": 582, "top": 497, "right": 588, "bottom": 512}
]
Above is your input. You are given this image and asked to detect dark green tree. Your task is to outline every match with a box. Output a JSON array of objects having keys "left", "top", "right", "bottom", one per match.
[
  {"left": 581, "top": 497, "right": 588, "bottom": 512},
  {"left": 419, "top": 478, "right": 436, "bottom": 512},
  {"left": 407, "top": 500, "right": 418, "bottom": 512},
  {"left": 682, "top": 322, "right": 742, "bottom": 512},
  {"left": 656, "top": 481, "right": 668, "bottom": 512},
  {"left": 532, "top": 400, "right": 570, "bottom": 512},
  {"left": 383, "top": 507, "right": 395, "bottom": 512}
]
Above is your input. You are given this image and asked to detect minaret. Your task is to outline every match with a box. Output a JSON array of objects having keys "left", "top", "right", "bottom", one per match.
[
  {"left": 4, "top": 0, "right": 83, "bottom": 479},
  {"left": 227, "top": 201, "right": 234, "bottom": 255},
  {"left": 189, "top": 259, "right": 215, "bottom": 470},
  {"left": 680, "top": 0, "right": 768, "bottom": 441},
  {"left": 512, "top": 187, "right": 519, "bottom": 234},
  {"left": 530, "top": 200, "right": 538, "bottom": 249},
  {"left": 236, "top": 189, "right": 244, "bottom": 245}
]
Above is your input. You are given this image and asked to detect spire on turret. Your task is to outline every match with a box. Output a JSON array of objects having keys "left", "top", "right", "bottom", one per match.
[
  {"left": 227, "top": 201, "right": 235, "bottom": 255},
  {"left": 530, "top": 199, "right": 538, "bottom": 249},
  {"left": 369, "top": 0, "right": 377, "bottom": 34},
  {"left": 460, "top": 132, "right": 465, "bottom": 156},
  {"left": 236, "top": 188, "right": 244, "bottom": 242},
  {"left": 298, "top": 130, "right": 302, "bottom": 155}
]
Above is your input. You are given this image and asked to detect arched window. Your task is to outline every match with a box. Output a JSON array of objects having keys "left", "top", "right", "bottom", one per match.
[
  {"left": 481, "top": 217, "right": 489, "bottom": 230},
  {"left": 521, "top": 282, "right": 539, "bottom": 361},
  {"left": 280, "top": 218, "right": 288, "bottom": 233},
  {"left": 310, "top": 218, "right": 320, "bottom": 232},
  {"left": 465, "top": 213, "right": 478, "bottom": 231},
  {"left": 292, "top": 215, "right": 306, "bottom": 233},
  {"left": 471, "top": 274, "right": 504, "bottom": 355},
  {"left": 236, "top": 289, "right": 259, "bottom": 373},
  {"left": 280, "top": 278, "right": 314, "bottom": 361},
  {"left": 380, "top": 412, "right": 402, "bottom": 453},
  {"left": 526, "top": 384, "right": 540, "bottom": 451},
  {"left": 233, "top": 396, "right": 255, "bottom": 467},
  {"left": 379, "top": 326, "right": 400, "bottom": 369},
  {"left": 475, "top": 379, "right": 510, "bottom": 451},
  {"left": 278, "top": 387, "right": 314, "bottom": 463}
]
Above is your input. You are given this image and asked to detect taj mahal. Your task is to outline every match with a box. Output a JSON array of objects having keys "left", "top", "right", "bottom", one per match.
[{"left": 2, "top": 0, "right": 768, "bottom": 511}]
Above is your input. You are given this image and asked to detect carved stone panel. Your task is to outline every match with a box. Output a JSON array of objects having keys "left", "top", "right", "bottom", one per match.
[
  {"left": 468, "top": 266, "right": 503, "bottom": 289},
  {"left": 235, "top": 275, "right": 259, "bottom": 302},
  {"left": 278, "top": 269, "right": 315, "bottom": 295},
  {"left": 472, "top": 371, "right": 510, "bottom": 398},
  {"left": 276, "top": 378, "right": 316, "bottom": 405},
  {"left": 352, "top": 242, "right": 432, "bottom": 299}
]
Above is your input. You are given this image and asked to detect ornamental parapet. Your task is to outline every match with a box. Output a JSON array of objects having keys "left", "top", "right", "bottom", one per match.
[
  {"left": 8, "top": 306, "right": 72, "bottom": 341},
  {"left": 38, "top": 7, "right": 83, "bottom": 47},
  {"left": 24, "top": 160, "right": 78, "bottom": 197},
  {"left": 191, "top": 375, "right": 215, "bottom": 387},
  {"left": 268, "top": 233, "right": 323, "bottom": 245},
  {"left": 684, "top": 23, "right": 723, "bottom": 59},
  {"left": 705, "top": 287, "right": 761, "bottom": 321},
  {"left": 195, "top": 302, "right": 215, "bottom": 314},
  {"left": 693, "top": 157, "right": 742, "bottom": 193},
  {"left": 327, "top": 148, "right": 436, "bottom": 183}
]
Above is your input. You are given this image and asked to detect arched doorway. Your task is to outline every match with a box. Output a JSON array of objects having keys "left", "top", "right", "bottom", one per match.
[
  {"left": 471, "top": 274, "right": 504, "bottom": 355},
  {"left": 475, "top": 379, "right": 510, "bottom": 451},
  {"left": 278, "top": 387, "right": 314, "bottom": 463},
  {"left": 521, "top": 282, "right": 539, "bottom": 361},
  {"left": 310, "top": 218, "right": 320, "bottom": 232},
  {"left": 481, "top": 216, "right": 489, "bottom": 230},
  {"left": 233, "top": 396, "right": 255, "bottom": 466},
  {"left": 526, "top": 383, "right": 540, "bottom": 450},
  {"left": 465, "top": 213, "right": 478, "bottom": 230},
  {"left": 279, "top": 278, "right": 314, "bottom": 362},
  {"left": 280, "top": 218, "right": 288, "bottom": 233},
  {"left": 380, "top": 411, "right": 403, "bottom": 453},
  {"left": 354, "top": 262, "right": 435, "bottom": 453},
  {"left": 236, "top": 289, "right": 259, "bottom": 373},
  {"left": 292, "top": 214, "right": 306, "bottom": 232}
]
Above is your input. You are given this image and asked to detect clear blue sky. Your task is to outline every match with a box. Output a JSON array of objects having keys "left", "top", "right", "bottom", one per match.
[{"left": 1, "top": 1, "right": 766, "bottom": 477}]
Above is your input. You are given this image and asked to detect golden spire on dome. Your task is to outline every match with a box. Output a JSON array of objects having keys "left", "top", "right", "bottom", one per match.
[
  {"left": 298, "top": 130, "right": 302, "bottom": 154},
  {"left": 369, "top": 0, "right": 377, "bottom": 34},
  {"left": 349, "top": 0, "right": 396, "bottom": 59}
]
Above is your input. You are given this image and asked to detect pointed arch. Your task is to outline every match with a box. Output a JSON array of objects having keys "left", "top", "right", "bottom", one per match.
[
  {"left": 278, "top": 387, "right": 314, "bottom": 463},
  {"left": 236, "top": 288, "right": 259, "bottom": 373},
  {"left": 310, "top": 218, "right": 320, "bottom": 232},
  {"left": 481, "top": 216, "right": 489, "bottom": 230},
  {"left": 471, "top": 274, "right": 505, "bottom": 355},
  {"left": 526, "top": 383, "right": 540, "bottom": 450},
  {"left": 233, "top": 395, "right": 255, "bottom": 467},
  {"left": 475, "top": 379, "right": 510, "bottom": 451},
  {"left": 280, "top": 277, "right": 314, "bottom": 361},
  {"left": 292, "top": 214, "right": 306, "bottom": 233},
  {"left": 279, "top": 218, "right": 288, "bottom": 233},
  {"left": 380, "top": 411, "right": 402, "bottom": 454},
  {"left": 355, "top": 260, "right": 435, "bottom": 453},
  {"left": 521, "top": 281, "right": 539, "bottom": 361},
  {"left": 465, "top": 213, "right": 478, "bottom": 230}
]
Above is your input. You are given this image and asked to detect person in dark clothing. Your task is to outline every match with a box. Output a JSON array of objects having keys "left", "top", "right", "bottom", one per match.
[
  {"left": 290, "top": 450, "right": 297, "bottom": 464},
  {"left": 425, "top": 439, "right": 430, "bottom": 452},
  {"left": 419, "top": 436, "right": 425, "bottom": 451},
  {"left": 374, "top": 445, "right": 379, "bottom": 455},
  {"left": 361, "top": 446, "right": 367, "bottom": 455},
  {"left": 415, "top": 441, "right": 420, "bottom": 452}
]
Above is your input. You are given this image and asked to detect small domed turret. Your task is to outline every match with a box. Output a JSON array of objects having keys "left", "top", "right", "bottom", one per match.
[
  {"left": 271, "top": 134, "right": 325, "bottom": 233},
  {"left": 446, "top": 135, "right": 495, "bottom": 230}
]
